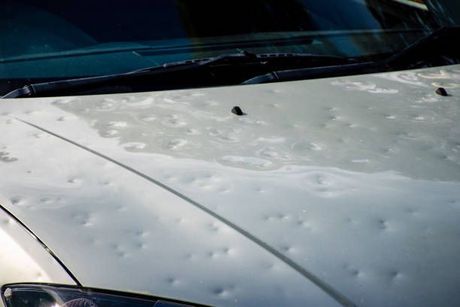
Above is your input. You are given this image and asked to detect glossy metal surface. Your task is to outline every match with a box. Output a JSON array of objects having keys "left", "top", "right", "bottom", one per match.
[
  {"left": 1, "top": 65, "right": 460, "bottom": 306},
  {"left": 0, "top": 196, "right": 74, "bottom": 289}
]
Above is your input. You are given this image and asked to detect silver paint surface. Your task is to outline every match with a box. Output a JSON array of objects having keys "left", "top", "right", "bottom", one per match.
[
  {"left": 1, "top": 65, "right": 460, "bottom": 306},
  {"left": 0, "top": 196, "right": 74, "bottom": 287}
]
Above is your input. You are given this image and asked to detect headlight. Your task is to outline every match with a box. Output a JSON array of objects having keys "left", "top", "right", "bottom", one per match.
[{"left": 2, "top": 284, "right": 207, "bottom": 307}]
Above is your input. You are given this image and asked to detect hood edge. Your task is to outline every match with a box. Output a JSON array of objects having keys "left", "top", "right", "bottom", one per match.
[{"left": 0, "top": 202, "right": 81, "bottom": 286}]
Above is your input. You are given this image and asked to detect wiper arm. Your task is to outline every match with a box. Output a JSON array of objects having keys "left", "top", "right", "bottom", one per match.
[
  {"left": 2, "top": 52, "right": 253, "bottom": 98},
  {"left": 2, "top": 51, "right": 352, "bottom": 98}
]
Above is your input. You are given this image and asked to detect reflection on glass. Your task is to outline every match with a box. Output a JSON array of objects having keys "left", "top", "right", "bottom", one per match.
[{"left": 0, "top": 0, "right": 445, "bottom": 91}]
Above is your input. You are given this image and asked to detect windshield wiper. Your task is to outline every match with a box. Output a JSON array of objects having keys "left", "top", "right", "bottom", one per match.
[
  {"left": 2, "top": 51, "right": 353, "bottom": 98},
  {"left": 4, "top": 28, "right": 459, "bottom": 97},
  {"left": 244, "top": 26, "right": 460, "bottom": 85}
]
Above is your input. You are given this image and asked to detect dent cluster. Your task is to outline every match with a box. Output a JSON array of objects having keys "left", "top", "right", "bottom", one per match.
[{"left": 47, "top": 67, "right": 460, "bottom": 181}]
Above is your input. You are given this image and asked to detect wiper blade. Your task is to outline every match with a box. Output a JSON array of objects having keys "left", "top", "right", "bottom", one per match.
[
  {"left": 243, "top": 61, "right": 376, "bottom": 84},
  {"left": 2, "top": 51, "right": 352, "bottom": 98}
]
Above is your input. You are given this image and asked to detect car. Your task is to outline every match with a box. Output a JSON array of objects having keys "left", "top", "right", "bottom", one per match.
[{"left": 1, "top": 1, "right": 460, "bottom": 306}]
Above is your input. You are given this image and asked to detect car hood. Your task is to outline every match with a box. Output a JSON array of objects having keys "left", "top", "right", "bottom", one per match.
[{"left": 1, "top": 65, "right": 460, "bottom": 307}]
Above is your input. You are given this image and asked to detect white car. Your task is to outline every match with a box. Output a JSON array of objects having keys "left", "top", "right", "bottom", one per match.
[{"left": 1, "top": 1, "right": 460, "bottom": 306}]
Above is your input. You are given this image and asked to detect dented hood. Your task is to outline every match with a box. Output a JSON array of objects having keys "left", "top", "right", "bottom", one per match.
[{"left": 1, "top": 65, "right": 460, "bottom": 307}]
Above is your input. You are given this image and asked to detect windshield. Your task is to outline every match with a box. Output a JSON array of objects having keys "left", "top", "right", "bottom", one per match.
[{"left": 0, "top": 0, "right": 454, "bottom": 96}]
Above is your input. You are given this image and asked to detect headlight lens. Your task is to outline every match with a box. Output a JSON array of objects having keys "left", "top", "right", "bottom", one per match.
[{"left": 2, "top": 284, "right": 206, "bottom": 307}]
